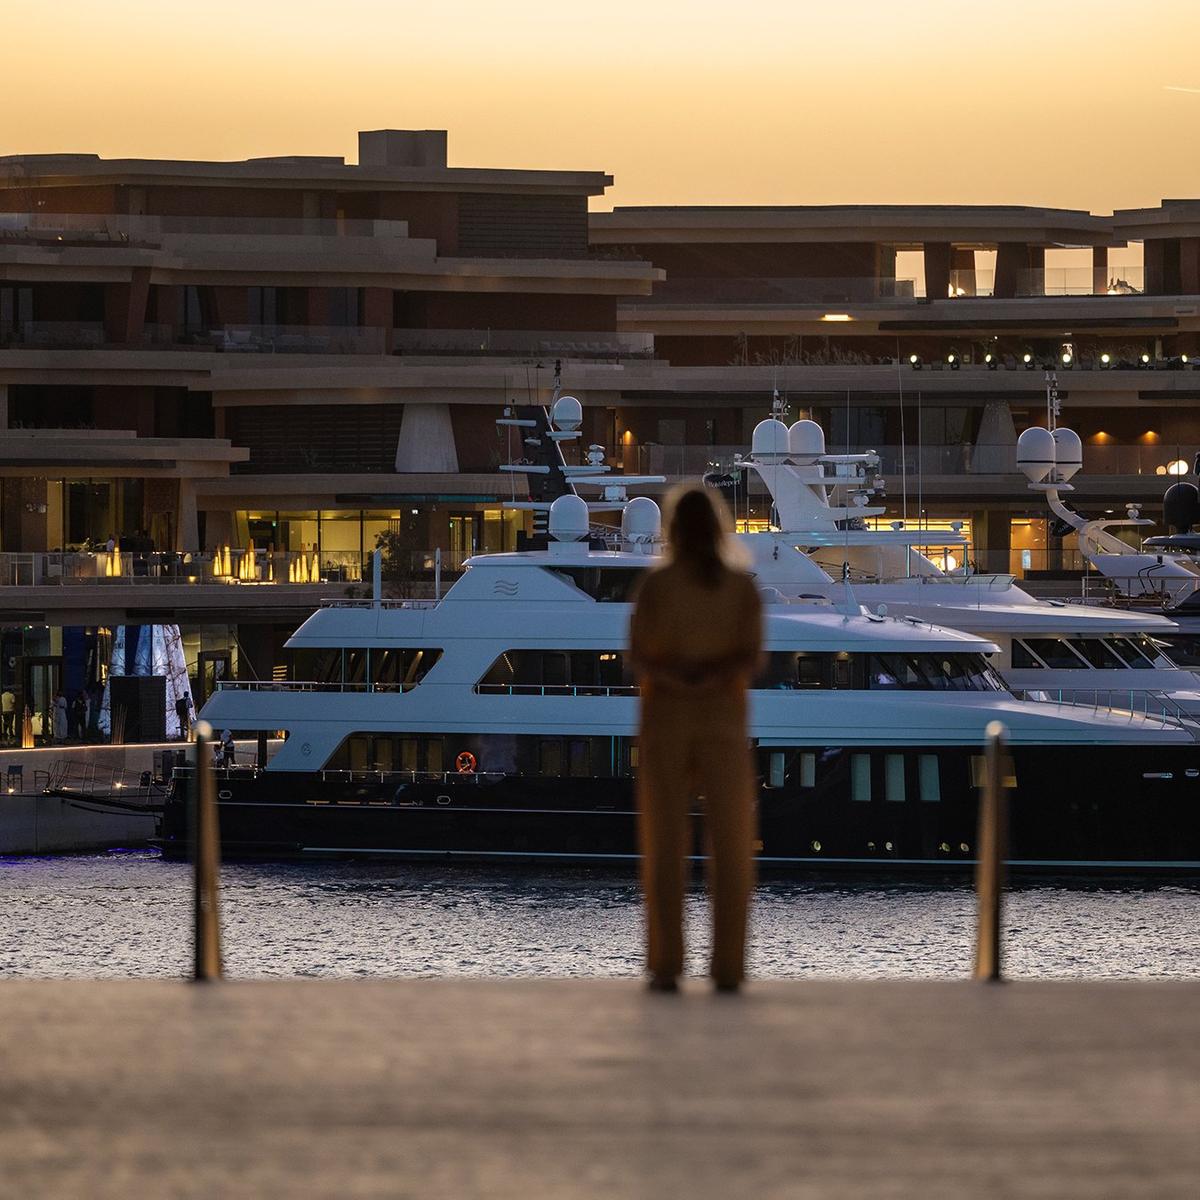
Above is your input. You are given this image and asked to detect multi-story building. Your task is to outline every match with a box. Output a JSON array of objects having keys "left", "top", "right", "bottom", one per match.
[
  {"left": 591, "top": 203, "right": 1200, "bottom": 577},
  {"left": 0, "top": 129, "right": 660, "bottom": 732},
  {"left": 4, "top": 126, "right": 1200, "bottom": 738}
]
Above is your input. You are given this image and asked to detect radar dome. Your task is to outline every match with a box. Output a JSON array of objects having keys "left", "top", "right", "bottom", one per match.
[
  {"left": 788, "top": 420, "right": 825, "bottom": 463},
  {"left": 620, "top": 496, "right": 661, "bottom": 544},
  {"left": 548, "top": 494, "right": 590, "bottom": 542},
  {"left": 551, "top": 395, "right": 582, "bottom": 432},
  {"left": 1163, "top": 482, "right": 1200, "bottom": 534},
  {"left": 1051, "top": 427, "right": 1083, "bottom": 481},
  {"left": 1016, "top": 426, "right": 1056, "bottom": 483},
  {"left": 751, "top": 419, "right": 791, "bottom": 463}
]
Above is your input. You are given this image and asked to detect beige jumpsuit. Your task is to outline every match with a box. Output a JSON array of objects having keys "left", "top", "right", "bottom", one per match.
[{"left": 629, "top": 563, "right": 763, "bottom": 986}]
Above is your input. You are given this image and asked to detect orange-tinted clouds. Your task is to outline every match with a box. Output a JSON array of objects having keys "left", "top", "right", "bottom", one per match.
[{"left": 5, "top": 0, "right": 1198, "bottom": 211}]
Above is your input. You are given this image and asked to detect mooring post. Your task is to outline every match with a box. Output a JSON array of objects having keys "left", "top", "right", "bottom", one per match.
[
  {"left": 192, "top": 720, "right": 223, "bottom": 981},
  {"left": 974, "top": 720, "right": 1008, "bottom": 982}
]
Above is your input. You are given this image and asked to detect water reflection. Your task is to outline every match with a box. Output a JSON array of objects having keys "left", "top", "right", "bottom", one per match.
[{"left": 0, "top": 851, "right": 1197, "bottom": 980}]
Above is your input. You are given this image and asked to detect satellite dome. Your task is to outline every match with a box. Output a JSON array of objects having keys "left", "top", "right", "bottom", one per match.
[
  {"left": 548, "top": 494, "right": 590, "bottom": 542},
  {"left": 751, "top": 419, "right": 791, "bottom": 463},
  {"left": 551, "top": 395, "right": 582, "bottom": 432},
  {"left": 1163, "top": 482, "right": 1200, "bottom": 534},
  {"left": 1051, "top": 427, "right": 1083, "bottom": 481},
  {"left": 788, "top": 420, "right": 825, "bottom": 463},
  {"left": 1016, "top": 426, "right": 1056, "bottom": 483},
  {"left": 620, "top": 496, "right": 661, "bottom": 544}
]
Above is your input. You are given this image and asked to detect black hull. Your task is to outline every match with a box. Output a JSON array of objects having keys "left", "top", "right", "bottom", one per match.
[{"left": 158, "top": 743, "right": 1200, "bottom": 875}]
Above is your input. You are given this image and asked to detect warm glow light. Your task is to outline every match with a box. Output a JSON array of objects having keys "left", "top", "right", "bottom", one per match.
[
  {"left": 1100, "top": 353, "right": 1111, "bottom": 364},
  {"left": 821, "top": 313, "right": 853, "bottom": 322},
  {"left": 1156, "top": 465, "right": 1168, "bottom": 475},
  {"left": 1023, "top": 353, "right": 1033, "bottom": 363},
  {"left": 1142, "top": 353, "right": 1152, "bottom": 364},
  {"left": 1167, "top": 459, "right": 1189, "bottom": 475}
]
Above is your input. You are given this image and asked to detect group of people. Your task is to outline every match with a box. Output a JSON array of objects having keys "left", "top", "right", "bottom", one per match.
[{"left": 1, "top": 686, "right": 102, "bottom": 745}]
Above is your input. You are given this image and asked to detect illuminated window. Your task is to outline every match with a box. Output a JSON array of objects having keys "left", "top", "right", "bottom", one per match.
[{"left": 851, "top": 754, "right": 871, "bottom": 802}]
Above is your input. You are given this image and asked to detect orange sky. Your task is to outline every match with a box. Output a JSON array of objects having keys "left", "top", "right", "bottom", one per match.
[{"left": 6, "top": 0, "right": 1199, "bottom": 211}]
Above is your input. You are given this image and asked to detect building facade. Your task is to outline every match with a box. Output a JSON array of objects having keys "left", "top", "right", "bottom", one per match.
[{"left": 3, "top": 128, "right": 1199, "bottom": 736}]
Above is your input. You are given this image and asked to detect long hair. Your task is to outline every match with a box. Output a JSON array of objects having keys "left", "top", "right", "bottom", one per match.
[{"left": 664, "top": 485, "right": 738, "bottom": 587}]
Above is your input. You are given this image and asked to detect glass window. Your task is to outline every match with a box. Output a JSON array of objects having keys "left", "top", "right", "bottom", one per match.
[
  {"left": 568, "top": 739, "right": 590, "bottom": 777},
  {"left": 851, "top": 754, "right": 871, "bottom": 802},
  {"left": 885, "top": 755, "right": 905, "bottom": 803},
  {"left": 1010, "top": 640, "right": 1044, "bottom": 669},
  {"left": 799, "top": 753, "right": 816, "bottom": 788},
  {"left": 919, "top": 755, "right": 941, "bottom": 803},
  {"left": 1071, "top": 639, "right": 1129, "bottom": 669},
  {"left": 1021, "top": 639, "right": 1088, "bottom": 669},
  {"left": 1121, "top": 635, "right": 1176, "bottom": 669}
]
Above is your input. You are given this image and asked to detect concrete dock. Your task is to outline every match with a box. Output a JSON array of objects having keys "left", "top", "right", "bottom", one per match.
[{"left": 2, "top": 979, "right": 1198, "bottom": 1198}]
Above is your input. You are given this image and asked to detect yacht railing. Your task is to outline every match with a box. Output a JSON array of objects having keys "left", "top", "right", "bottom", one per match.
[
  {"left": 474, "top": 683, "right": 638, "bottom": 697},
  {"left": 214, "top": 680, "right": 421, "bottom": 694},
  {"left": 318, "top": 598, "right": 441, "bottom": 610},
  {"left": 1011, "top": 687, "right": 1197, "bottom": 728}
]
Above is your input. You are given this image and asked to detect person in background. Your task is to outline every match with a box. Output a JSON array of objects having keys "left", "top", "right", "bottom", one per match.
[
  {"left": 105, "top": 533, "right": 116, "bottom": 554},
  {"left": 69, "top": 692, "right": 86, "bottom": 742},
  {"left": 175, "top": 692, "right": 192, "bottom": 742},
  {"left": 221, "top": 729, "right": 236, "bottom": 767},
  {"left": 52, "top": 691, "right": 69, "bottom": 744},
  {"left": 629, "top": 485, "right": 763, "bottom": 994},
  {"left": 1, "top": 686, "right": 15, "bottom": 743}
]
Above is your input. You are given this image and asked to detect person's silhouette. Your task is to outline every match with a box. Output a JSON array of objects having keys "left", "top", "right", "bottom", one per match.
[{"left": 629, "top": 486, "right": 763, "bottom": 993}]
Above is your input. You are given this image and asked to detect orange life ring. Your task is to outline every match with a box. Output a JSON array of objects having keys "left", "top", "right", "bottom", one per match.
[{"left": 455, "top": 750, "right": 477, "bottom": 774}]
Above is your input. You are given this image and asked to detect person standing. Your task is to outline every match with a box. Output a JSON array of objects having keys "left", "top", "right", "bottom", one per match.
[
  {"left": 175, "top": 692, "right": 192, "bottom": 742},
  {"left": 52, "top": 691, "right": 69, "bottom": 744},
  {"left": 221, "top": 729, "right": 236, "bottom": 768},
  {"left": 629, "top": 486, "right": 763, "bottom": 994},
  {"left": 1, "top": 686, "right": 15, "bottom": 743}
]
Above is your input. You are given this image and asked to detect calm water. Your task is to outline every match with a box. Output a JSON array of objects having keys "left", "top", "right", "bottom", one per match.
[{"left": 1, "top": 851, "right": 1198, "bottom": 979}]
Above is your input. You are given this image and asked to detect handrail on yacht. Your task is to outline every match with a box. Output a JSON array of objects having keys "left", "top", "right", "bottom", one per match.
[
  {"left": 214, "top": 680, "right": 419, "bottom": 694},
  {"left": 320, "top": 598, "right": 440, "bottom": 610},
  {"left": 1011, "top": 686, "right": 1196, "bottom": 730},
  {"left": 474, "top": 683, "right": 639, "bottom": 698}
]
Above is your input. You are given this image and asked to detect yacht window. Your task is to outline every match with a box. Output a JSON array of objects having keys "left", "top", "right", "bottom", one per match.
[
  {"left": 1010, "top": 641, "right": 1043, "bottom": 669},
  {"left": 540, "top": 739, "right": 563, "bottom": 776},
  {"left": 885, "top": 755, "right": 906, "bottom": 803},
  {"left": 832, "top": 653, "right": 853, "bottom": 690},
  {"left": 799, "top": 753, "right": 816, "bottom": 788},
  {"left": 1020, "top": 639, "right": 1088, "bottom": 669},
  {"left": 919, "top": 755, "right": 941, "bottom": 803},
  {"left": 551, "top": 567, "right": 645, "bottom": 602},
  {"left": 568, "top": 739, "right": 590, "bottom": 778},
  {"left": 851, "top": 754, "right": 871, "bottom": 802},
  {"left": 477, "top": 650, "right": 630, "bottom": 693},
  {"left": 1124, "top": 635, "right": 1176, "bottom": 669},
  {"left": 1070, "top": 639, "right": 1129, "bottom": 670},
  {"left": 426, "top": 739, "right": 444, "bottom": 773}
]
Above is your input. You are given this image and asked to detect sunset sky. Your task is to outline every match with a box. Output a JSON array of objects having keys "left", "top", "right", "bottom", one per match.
[{"left": 6, "top": 0, "right": 1199, "bottom": 211}]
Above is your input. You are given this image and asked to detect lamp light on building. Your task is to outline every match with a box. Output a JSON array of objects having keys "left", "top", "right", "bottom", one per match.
[
  {"left": 1061, "top": 352, "right": 1073, "bottom": 368},
  {"left": 1100, "top": 353, "right": 1112, "bottom": 368},
  {"left": 909, "top": 354, "right": 922, "bottom": 371},
  {"left": 1141, "top": 353, "right": 1152, "bottom": 367},
  {"left": 1167, "top": 459, "right": 1190, "bottom": 476},
  {"left": 947, "top": 353, "right": 960, "bottom": 370},
  {"left": 1022, "top": 352, "right": 1035, "bottom": 370},
  {"left": 821, "top": 313, "right": 852, "bottom": 322},
  {"left": 984, "top": 352, "right": 997, "bottom": 370}
]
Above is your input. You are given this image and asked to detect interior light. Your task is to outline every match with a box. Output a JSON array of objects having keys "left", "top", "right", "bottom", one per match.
[
  {"left": 947, "top": 353, "right": 959, "bottom": 370},
  {"left": 1183, "top": 354, "right": 1190, "bottom": 365},
  {"left": 1023, "top": 353, "right": 1035, "bottom": 370},
  {"left": 1100, "top": 352, "right": 1111, "bottom": 367},
  {"left": 1141, "top": 353, "right": 1152, "bottom": 365},
  {"left": 1168, "top": 459, "right": 1189, "bottom": 476},
  {"left": 1061, "top": 353, "right": 1072, "bottom": 366},
  {"left": 821, "top": 313, "right": 852, "bottom": 322},
  {"left": 985, "top": 352, "right": 998, "bottom": 371},
  {"left": 909, "top": 354, "right": 922, "bottom": 370}
]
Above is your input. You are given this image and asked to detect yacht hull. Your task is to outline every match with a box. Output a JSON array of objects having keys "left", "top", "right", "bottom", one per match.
[{"left": 158, "top": 743, "right": 1200, "bottom": 874}]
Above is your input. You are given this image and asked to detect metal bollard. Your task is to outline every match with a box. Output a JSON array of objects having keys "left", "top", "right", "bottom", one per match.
[
  {"left": 973, "top": 720, "right": 1008, "bottom": 982},
  {"left": 191, "top": 721, "right": 223, "bottom": 981}
]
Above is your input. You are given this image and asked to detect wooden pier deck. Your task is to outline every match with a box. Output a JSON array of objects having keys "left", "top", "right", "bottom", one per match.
[{"left": 2, "top": 978, "right": 1198, "bottom": 1198}]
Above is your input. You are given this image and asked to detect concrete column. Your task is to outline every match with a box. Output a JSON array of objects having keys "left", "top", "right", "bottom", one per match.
[
  {"left": 950, "top": 248, "right": 976, "bottom": 296},
  {"left": 982, "top": 508, "right": 1011, "bottom": 577},
  {"left": 1092, "top": 246, "right": 1108, "bottom": 295},
  {"left": 395, "top": 404, "right": 458, "bottom": 472},
  {"left": 1144, "top": 239, "right": 1165, "bottom": 295},
  {"left": 177, "top": 479, "right": 200, "bottom": 553},
  {"left": 1025, "top": 247, "right": 1045, "bottom": 295},
  {"left": 1180, "top": 238, "right": 1200, "bottom": 296},
  {"left": 362, "top": 288, "right": 394, "bottom": 353},
  {"left": 970, "top": 400, "right": 1017, "bottom": 475},
  {"left": 103, "top": 268, "right": 151, "bottom": 343},
  {"left": 923, "top": 242, "right": 951, "bottom": 300},
  {"left": 994, "top": 243, "right": 1025, "bottom": 298}
]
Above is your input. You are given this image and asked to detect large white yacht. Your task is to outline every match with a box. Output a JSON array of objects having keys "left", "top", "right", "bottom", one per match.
[
  {"left": 728, "top": 415, "right": 1200, "bottom": 716},
  {"left": 169, "top": 495, "right": 1200, "bottom": 872}
]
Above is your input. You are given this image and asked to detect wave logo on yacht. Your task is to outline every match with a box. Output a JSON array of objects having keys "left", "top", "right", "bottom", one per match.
[{"left": 493, "top": 579, "right": 519, "bottom": 596}]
